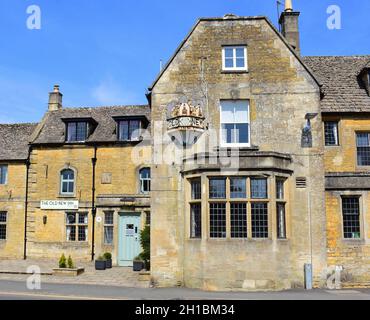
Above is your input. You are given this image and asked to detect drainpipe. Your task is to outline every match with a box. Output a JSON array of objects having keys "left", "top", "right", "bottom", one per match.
[
  {"left": 91, "top": 146, "right": 97, "bottom": 261},
  {"left": 23, "top": 146, "right": 32, "bottom": 260}
]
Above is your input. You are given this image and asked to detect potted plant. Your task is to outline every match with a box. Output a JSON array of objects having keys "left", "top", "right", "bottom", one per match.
[
  {"left": 103, "top": 252, "right": 112, "bottom": 269},
  {"left": 59, "top": 253, "right": 67, "bottom": 268},
  {"left": 53, "top": 254, "right": 84, "bottom": 276},
  {"left": 95, "top": 255, "right": 106, "bottom": 270},
  {"left": 133, "top": 255, "right": 145, "bottom": 272}
]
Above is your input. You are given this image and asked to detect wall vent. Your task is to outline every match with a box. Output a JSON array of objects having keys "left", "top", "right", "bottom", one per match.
[{"left": 296, "top": 177, "right": 307, "bottom": 188}]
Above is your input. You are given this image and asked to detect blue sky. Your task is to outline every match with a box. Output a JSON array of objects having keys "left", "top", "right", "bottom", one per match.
[{"left": 0, "top": 0, "right": 369, "bottom": 123}]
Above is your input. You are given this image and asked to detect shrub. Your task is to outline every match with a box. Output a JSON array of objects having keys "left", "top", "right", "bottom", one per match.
[
  {"left": 103, "top": 252, "right": 112, "bottom": 260},
  {"left": 67, "top": 255, "right": 74, "bottom": 269},
  {"left": 97, "top": 255, "right": 106, "bottom": 261},
  {"left": 59, "top": 254, "right": 67, "bottom": 268},
  {"left": 139, "top": 226, "right": 150, "bottom": 268}
]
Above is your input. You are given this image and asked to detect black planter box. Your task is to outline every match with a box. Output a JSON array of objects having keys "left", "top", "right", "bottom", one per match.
[
  {"left": 133, "top": 261, "right": 144, "bottom": 272},
  {"left": 95, "top": 260, "right": 106, "bottom": 270},
  {"left": 105, "top": 259, "right": 112, "bottom": 269}
]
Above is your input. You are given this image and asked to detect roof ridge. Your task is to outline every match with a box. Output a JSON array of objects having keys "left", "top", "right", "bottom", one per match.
[
  {"left": 62, "top": 105, "right": 149, "bottom": 110},
  {"left": 303, "top": 55, "right": 370, "bottom": 58},
  {"left": 0, "top": 122, "right": 38, "bottom": 126}
]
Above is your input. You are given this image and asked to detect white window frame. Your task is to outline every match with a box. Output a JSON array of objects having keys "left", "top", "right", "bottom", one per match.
[
  {"left": 66, "top": 212, "right": 88, "bottom": 242},
  {"left": 222, "top": 46, "right": 248, "bottom": 71},
  {"left": 60, "top": 169, "right": 75, "bottom": 196},
  {"left": 220, "top": 100, "right": 251, "bottom": 147},
  {"left": 139, "top": 168, "right": 151, "bottom": 194},
  {"left": 104, "top": 211, "right": 114, "bottom": 245}
]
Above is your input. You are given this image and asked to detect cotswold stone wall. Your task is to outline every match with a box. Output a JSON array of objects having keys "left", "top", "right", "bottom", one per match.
[
  {"left": 324, "top": 116, "right": 370, "bottom": 284},
  {"left": 0, "top": 163, "right": 27, "bottom": 259},
  {"left": 26, "top": 145, "right": 151, "bottom": 262},
  {"left": 150, "top": 17, "right": 326, "bottom": 290}
]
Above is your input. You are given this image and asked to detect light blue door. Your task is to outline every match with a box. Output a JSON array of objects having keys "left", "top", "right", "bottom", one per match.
[{"left": 118, "top": 213, "right": 141, "bottom": 267}]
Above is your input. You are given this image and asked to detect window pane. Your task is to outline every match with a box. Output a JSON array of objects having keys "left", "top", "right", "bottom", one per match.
[
  {"left": 105, "top": 212, "right": 114, "bottom": 225},
  {"left": 78, "top": 226, "right": 87, "bottom": 241},
  {"left": 356, "top": 133, "right": 369, "bottom": 147},
  {"left": 277, "top": 203, "right": 286, "bottom": 239},
  {"left": 236, "top": 58, "right": 245, "bottom": 68},
  {"left": 210, "top": 203, "right": 226, "bottom": 238},
  {"left": 66, "top": 213, "right": 76, "bottom": 225},
  {"left": 357, "top": 134, "right": 370, "bottom": 166},
  {"left": 119, "top": 121, "right": 129, "bottom": 141},
  {"left": 0, "top": 225, "right": 6, "bottom": 240},
  {"left": 76, "top": 122, "right": 87, "bottom": 141},
  {"left": 67, "top": 226, "right": 76, "bottom": 241},
  {"left": 129, "top": 120, "right": 140, "bottom": 140},
  {"left": 0, "top": 166, "right": 8, "bottom": 185},
  {"left": 230, "top": 178, "right": 246, "bottom": 198},
  {"left": 251, "top": 203, "right": 268, "bottom": 238},
  {"left": 324, "top": 122, "right": 339, "bottom": 146},
  {"left": 251, "top": 178, "right": 268, "bottom": 199},
  {"left": 276, "top": 179, "right": 285, "bottom": 200},
  {"left": 225, "top": 58, "right": 234, "bottom": 68},
  {"left": 342, "top": 197, "right": 361, "bottom": 239},
  {"left": 191, "top": 179, "right": 202, "bottom": 200},
  {"left": 78, "top": 213, "right": 88, "bottom": 224},
  {"left": 140, "top": 168, "right": 151, "bottom": 193},
  {"left": 221, "top": 102, "right": 235, "bottom": 123},
  {"left": 235, "top": 48, "right": 245, "bottom": 58},
  {"left": 104, "top": 226, "right": 114, "bottom": 244},
  {"left": 221, "top": 124, "right": 234, "bottom": 144},
  {"left": 231, "top": 203, "right": 247, "bottom": 238},
  {"left": 68, "top": 182, "right": 74, "bottom": 193},
  {"left": 0, "top": 212, "right": 7, "bottom": 223},
  {"left": 190, "top": 203, "right": 202, "bottom": 238},
  {"left": 357, "top": 147, "right": 370, "bottom": 166},
  {"left": 233, "top": 102, "right": 249, "bottom": 123},
  {"left": 234, "top": 123, "right": 249, "bottom": 143},
  {"left": 209, "top": 178, "right": 226, "bottom": 199},
  {"left": 67, "top": 122, "right": 76, "bottom": 142},
  {"left": 224, "top": 48, "right": 233, "bottom": 58}
]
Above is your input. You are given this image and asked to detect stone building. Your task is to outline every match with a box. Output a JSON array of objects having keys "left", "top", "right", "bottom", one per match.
[
  {"left": 304, "top": 56, "right": 370, "bottom": 284},
  {"left": 0, "top": 123, "right": 37, "bottom": 259},
  {"left": 0, "top": 1, "right": 370, "bottom": 291}
]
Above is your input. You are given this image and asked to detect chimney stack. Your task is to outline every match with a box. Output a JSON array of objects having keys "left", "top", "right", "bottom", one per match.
[
  {"left": 48, "top": 85, "right": 63, "bottom": 111},
  {"left": 279, "top": 0, "right": 300, "bottom": 55}
]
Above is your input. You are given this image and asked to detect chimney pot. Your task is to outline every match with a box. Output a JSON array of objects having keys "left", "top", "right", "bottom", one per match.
[{"left": 285, "top": 0, "right": 293, "bottom": 12}]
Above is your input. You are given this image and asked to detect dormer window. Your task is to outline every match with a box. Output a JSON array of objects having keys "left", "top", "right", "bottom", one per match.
[
  {"left": 66, "top": 121, "right": 89, "bottom": 142},
  {"left": 117, "top": 119, "right": 142, "bottom": 142},
  {"left": 222, "top": 46, "right": 248, "bottom": 71}
]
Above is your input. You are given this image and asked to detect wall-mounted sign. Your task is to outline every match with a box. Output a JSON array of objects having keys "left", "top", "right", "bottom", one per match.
[{"left": 40, "top": 200, "right": 79, "bottom": 210}]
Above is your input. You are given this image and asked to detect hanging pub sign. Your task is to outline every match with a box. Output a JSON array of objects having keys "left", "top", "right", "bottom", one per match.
[{"left": 40, "top": 200, "right": 79, "bottom": 210}]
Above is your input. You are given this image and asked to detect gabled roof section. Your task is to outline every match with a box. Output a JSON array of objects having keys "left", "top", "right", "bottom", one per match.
[
  {"left": 303, "top": 56, "right": 370, "bottom": 112},
  {"left": 31, "top": 105, "right": 150, "bottom": 145},
  {"left": 0, "top": 123, "right": 37, "bottom": 161},
  {"left": 148, "top": 15, "right": 321, "bottom": 91}
]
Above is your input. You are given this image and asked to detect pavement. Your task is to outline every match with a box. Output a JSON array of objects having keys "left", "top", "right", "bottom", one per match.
[
  {"left": 0, "top": 280, "right": 370, "bottom": 300},
  {"left": 0, "top": 259, "right": 149, "bottom": 288}
]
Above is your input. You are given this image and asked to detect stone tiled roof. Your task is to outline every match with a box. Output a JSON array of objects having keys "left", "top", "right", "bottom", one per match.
[
  {"left": 32, "top": 105, "right": 150, "bottom": 144},
  {"left": 303, "top": 56, "right": 370, "bottom": 112},
  {"left": 0, "top": 123, "right": 37, "bottom": 161}
]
